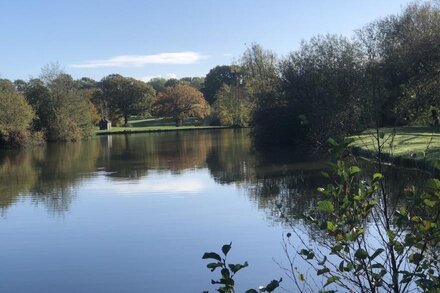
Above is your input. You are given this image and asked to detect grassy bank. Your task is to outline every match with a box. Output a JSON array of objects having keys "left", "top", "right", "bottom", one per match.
[
  {"left": 95, "top": 117, "right": 230, "bottom": 135},
  {"left": 351, "top": 126, "right": 440, "bottom": 171}
]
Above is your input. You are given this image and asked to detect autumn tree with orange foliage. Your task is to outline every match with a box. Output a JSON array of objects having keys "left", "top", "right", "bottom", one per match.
[{"left": 153, "top": 84, "right": 211, "bottom": 126}]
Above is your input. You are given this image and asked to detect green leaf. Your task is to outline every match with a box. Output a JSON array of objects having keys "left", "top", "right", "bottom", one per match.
[
  {"left": 324, "top": 276, "right": 340, "bottom": 287},
  {"left": 263, "top": 278, "right": 282, "bottom": 292},
  {"left": 221, "top": 268, "right": 230, "bottom": 279},
  {"left": 245, "top": 290, "right": 258, "bottom": 293},
  {"left": 425, "top": 179, "right": 440, "bottom": 191},
  {"left": 228, "top": 261, "right": 248, "bottom": 274},
  {"left": 300, "top": 249, "right": 309, "bottom": 256},
  {"left": 320, "top": 171, "right": 330, "bottom": 178},
  {"left": 318, "top": 201, "right": 334, "bottom": 213},
  {"left": 327, "top": 138, "right": 338, "bottom": 147},
  {"left": 373, "top": 173, "right": 383, "bottom": 180},
  {"left": 354, "top": 249, "right": 368, "bottom": 259},
  {"left": 206, "top": 262, "right": 222, "bottom": 272},
  {"left": 326, "top": 221, "right": 337, "bottom": 232},
  {"left": 317, "top": 267, "right": 330, "bottom": 275},
  {"left": 409, "top": 253, "right": 423, "bottom": 264},
  {"left": 348, "top": 166, "right": 361, "bottom": 176},
  {"left": 338, "top": 261, "right": 344, "bottom": 272},
  {"left": 424, "top": 199, "right": 436, "bottom": 208},
  {"left": 371, "top": 263, "right": 384, "bottom": 269},
  {"left": 370, "top": 248, "right": 385, "bottom": 260},
  {"left": 202, "top": 252, "right": 222, "bottom": 262},
  {"left": 222, "top": 242, "right": 232, "bottom": 256}
]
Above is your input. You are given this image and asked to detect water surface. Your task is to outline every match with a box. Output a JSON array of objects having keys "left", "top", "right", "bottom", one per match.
[{"left": 0, "top": 129, "right": 426, "bottom": 292}]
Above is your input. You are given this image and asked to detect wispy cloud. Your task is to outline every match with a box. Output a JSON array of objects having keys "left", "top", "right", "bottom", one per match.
[
  {"left": 138, "top": 73, "right": 178, "bottom": 82},
  {"left": 71, "top": 52, "right": 208, "bottom": 68}
]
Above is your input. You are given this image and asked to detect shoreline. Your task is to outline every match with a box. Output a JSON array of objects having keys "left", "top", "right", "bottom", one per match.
[
  {"left": 95, "top": 125, "right": 237, "bottom": 135},
  {"left": 350, "top": 126, "right": 440, "bottom": 175},
  {"left": 351, "top": 146, "right": 440, "bottom": 175}
]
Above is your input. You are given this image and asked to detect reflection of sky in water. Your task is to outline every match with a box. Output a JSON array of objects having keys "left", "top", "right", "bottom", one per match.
[
  {"left": 0, "top": 167, "right": 294, "bottom": 293},
  {"left": 86, "top": 171, "right": 207, "bottom": 196}
]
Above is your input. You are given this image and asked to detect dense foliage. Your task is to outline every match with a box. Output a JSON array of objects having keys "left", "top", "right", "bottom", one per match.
[
  {"left": 202, "top": 65, "right": 242, "bottom": 105},
  {"left": 245, "top": 2, "right": 440, "bottom": 149},
  {"left": 0, "top": 80, "right": 35, "bottom": 147},
  {"left": 152, "top": 84, "right": 211, "bottom": 126},
  {"left": 278, "top": 138, "right": 440, "bottom": 292},
  {"left": 96, "top": 74, "right": 156, "bottom": 125},
  {"left": 213, "top": 85, "right": 252, "bottom": 127}
]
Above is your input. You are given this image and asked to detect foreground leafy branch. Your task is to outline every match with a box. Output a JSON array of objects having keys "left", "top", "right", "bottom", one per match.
[
  {"left": 202, "top": 243, "right": 281, "bottom": 293},
  {"left": 280, "top": 138, "right": 440, "bottom": 292}
]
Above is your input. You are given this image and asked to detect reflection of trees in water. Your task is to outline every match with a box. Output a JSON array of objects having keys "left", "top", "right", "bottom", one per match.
[
  {"left": 0, "top": 129, "right": 433, "bottom": 220},
  {"left": 242, "top": 155, "right": 432, "bottom": 227},
  {"left": 207, "top": 129, "right": 254, "bottom": 184},
  {"left": 96, "top": 131, "right": 213, "bottom": 179},
  {"left": 0, "top": 142, "right": 101, "bottom": 214},
  {"left": 0, "top": 130, "right": 218, "bottom": 213},
  {"left": 0, "top": 151, "right": 38, "bottom": 211}
]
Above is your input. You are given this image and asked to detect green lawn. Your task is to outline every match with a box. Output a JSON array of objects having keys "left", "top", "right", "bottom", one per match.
[
  {"left": 351, "top": 126, "right": 440, "bottom": 169},
  {"left": 95, "top": 117, "right": 227, "bottom": 135}
]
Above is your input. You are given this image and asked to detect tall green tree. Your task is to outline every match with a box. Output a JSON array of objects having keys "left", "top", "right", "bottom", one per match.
[
  {"left": 98, "top": 74, "right": 156, "bottom": 125},
  {"left": 202, "top": 65, "right": 242, "bottom": 104},
  {"left": 0, "top": 81, "right": 35, "bottom": 148},
  {"left": 280, "top": 35, "right": 365, "bottom": 146},
  {"left": 213, "top": 84, "right": 252, "bottom": 127},
  {"left": 21, "top": 65, "right": 94, "bottom": 141},
  {"left": 357, "top": 2, "right": 440, "bottom": 126},
  {"left": 43, "top": 73, "right": 94, "bottom": 141}
]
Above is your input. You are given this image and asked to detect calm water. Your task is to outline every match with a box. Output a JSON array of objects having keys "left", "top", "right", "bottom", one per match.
[{"left": 0, "top": 129, "right": 427, "bottom": 292}]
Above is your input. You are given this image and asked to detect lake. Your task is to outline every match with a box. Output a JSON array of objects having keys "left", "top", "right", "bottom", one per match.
[{"left": 0, "top": 129, "right": 427, "bottom": 292}]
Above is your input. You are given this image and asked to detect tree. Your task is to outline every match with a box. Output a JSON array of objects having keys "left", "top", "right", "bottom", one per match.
[
  {"left": 98, "top": 74, "right": 156, "bottom": 125},
  {"left": 22, "top": 78, "right": 50, "bottom": 131},
  {"left": 152, "top": 84, "right": 211, "bottom": 126},
  {"left": 356, "top": 2, "right": 440, "bottom": 126},
  {"left": 148, "top": 77, "right": 167, "bottom": 93},
  {"left": 43, "top": 73, "right": 94, "bottom": 141},
  {"left": 20, "top": 65, "right": 94, "bottom": 142},
  {"left": 164, "top": 78, "right": 181, "bottom": 88},
  {"left": 279, "top": 35, "right": 365, "bottom": 146},
  {"left": 179, "top": 77, "right": 205, "bottom": 90},
  {"left": 202, "top": 65, "right": 242, "bottom": 104},
  {"left": 213, "top": 84, "right": 252, "bottom": 127},
  {"left": 239, "top": 44, "right": 283, "bottom": 147},
  {"left": 0, "top": 83, "right": 35, "bottom": 148}
]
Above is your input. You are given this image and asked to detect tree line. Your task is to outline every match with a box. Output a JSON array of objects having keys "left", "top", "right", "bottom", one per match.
[
  {"left": 244, "top": 2, "right": 440, "bottom": 148},
  {"left": 0, "top": 2, "right": 438, "bottom": 149}
]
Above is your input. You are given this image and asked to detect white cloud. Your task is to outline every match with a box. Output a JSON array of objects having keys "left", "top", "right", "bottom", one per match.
[
  {"left": 71, "top": 52, "right": 208, "bottom": 68},
  {"left": 138, "top": 73, "right": 178, "bottom": 82},
  {"left": 223, "top": 53, "right": 233, "bottom": 57}
]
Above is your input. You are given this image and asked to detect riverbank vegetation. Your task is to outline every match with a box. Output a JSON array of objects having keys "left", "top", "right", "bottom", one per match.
[{"left": 245, "top": 2, "right": 440, "bottom": 150}]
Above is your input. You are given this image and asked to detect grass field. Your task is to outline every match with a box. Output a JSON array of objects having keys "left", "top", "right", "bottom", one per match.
[
  {"left": 95, "top": 117, "right": 227, "bottom": 135},
  {"left": 351, "top": 126, "right": 440, "bottom": 169}
]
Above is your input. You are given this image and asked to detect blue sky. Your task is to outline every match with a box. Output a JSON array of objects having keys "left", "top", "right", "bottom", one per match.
[{"left": 0, "top": 0, "right": 414, "bottom": 81}]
